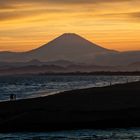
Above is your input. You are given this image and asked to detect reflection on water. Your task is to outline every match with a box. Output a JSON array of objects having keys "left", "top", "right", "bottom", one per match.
[
  {"left": 0, "top": 75, "right": 140, "bottom": 101},
  {"left": 1, "top": 128, "right": 140, "bottom": 139}
]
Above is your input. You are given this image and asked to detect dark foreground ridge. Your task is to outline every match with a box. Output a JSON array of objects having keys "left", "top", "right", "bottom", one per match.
[{"left": 0, "top": 81, "right": 140, "bottom": 132}]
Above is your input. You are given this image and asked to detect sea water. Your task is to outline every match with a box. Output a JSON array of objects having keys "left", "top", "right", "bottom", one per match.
[
  {"left": 0, "top": 75, "right": 140, "bottom": 101},
  {"left": 1, "top": 128, "right": 140, "bottom": 139}
]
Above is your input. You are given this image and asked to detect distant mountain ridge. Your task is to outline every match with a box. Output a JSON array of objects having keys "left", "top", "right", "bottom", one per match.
[
  {"left": 0, "top": 59, "right": 76, "bottom": 67},
  {"left": 0, "top": 33, "right": 115, "bottom": 64},
  {"left": 0, "top": 33, "right": 140, "bottom": 66},
  {"left": 0, "top": 61, "right": 140, "bottom": 75},
  {"left": 94, "top": 51, "right": 140, "bottom": 66}
]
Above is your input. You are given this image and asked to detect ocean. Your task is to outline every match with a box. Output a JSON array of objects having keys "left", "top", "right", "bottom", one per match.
[
  {"left": 0, "top": 74, "right": 140, "bottom": 139},
  {"left": 1, "top": 128, "right": 140, "bottom": 139},
  {"left": 0, "top": 74, "right": 140, "bottom": 101}
]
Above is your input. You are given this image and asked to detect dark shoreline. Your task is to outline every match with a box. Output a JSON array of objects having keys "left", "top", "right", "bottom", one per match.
[
  {"left": 0, "top": 81, "right": 140, "bottom": 132},
  {"left": 39, "top": 71, "right": 140, "bottom": 76},
  {"left": 0, "top": 71, "right": 140, "bottom": 76}
]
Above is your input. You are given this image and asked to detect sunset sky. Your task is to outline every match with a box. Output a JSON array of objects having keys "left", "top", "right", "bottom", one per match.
[{"left": 0, "top": 0, "right": 140, "bottom": 52}]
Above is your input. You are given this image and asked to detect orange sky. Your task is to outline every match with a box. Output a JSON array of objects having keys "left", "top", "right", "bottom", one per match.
[{"left": 0, "top": 0, "right": 140, "bottom": 52}]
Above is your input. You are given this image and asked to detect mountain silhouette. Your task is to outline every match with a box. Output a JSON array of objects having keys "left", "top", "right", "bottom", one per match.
[
  {"left": 0, "top": 33, "right": 140, "bottom": 66},
  {"left": 27, "top": 33, "right": 115, "bottom": 64},
  {"left": 0, "top": 33, "right": 114, "bottom": 64},
  {"left": 94, "top": 51, "right": 140, "bottom": 66}
]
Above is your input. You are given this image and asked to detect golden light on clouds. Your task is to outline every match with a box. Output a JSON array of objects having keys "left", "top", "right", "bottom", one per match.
[{"left": 0, "top": 0, "right": 140, "bottom": 51}]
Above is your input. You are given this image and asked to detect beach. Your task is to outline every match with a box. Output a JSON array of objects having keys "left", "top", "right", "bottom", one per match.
[{"left": 0, "top": 81, "right": 140, "bottom": 132}]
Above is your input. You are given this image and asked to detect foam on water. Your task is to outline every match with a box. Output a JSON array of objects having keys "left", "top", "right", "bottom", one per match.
[{"left": 1, "top": 128, "right": 140, "bottom": 139}]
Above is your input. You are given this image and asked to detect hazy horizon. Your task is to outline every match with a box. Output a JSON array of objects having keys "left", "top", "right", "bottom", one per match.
[{"left": 0, "top": 0, "right": 140, "bottom": 52}]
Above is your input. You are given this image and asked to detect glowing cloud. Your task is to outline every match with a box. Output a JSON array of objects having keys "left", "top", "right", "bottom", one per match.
[{"left": 0, "top": 0, "right": 139, "bottom": 51}]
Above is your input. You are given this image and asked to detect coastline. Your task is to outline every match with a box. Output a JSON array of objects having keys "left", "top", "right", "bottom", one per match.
[
  {"left": 1, "top": 71, "right": 140, "bottom": 76},
  {"left": 0, "top": 81, "right": 140, "bottom": 132}
]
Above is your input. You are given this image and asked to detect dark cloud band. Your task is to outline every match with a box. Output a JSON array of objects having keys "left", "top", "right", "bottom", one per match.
[{"left": 0, "top": 0, "right": 136, "bottom": 6}]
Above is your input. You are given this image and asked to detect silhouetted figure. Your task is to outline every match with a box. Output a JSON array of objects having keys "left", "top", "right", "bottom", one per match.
[
  {"left": 10, "top": 94, "right": 16, "bottom": 101},
  {"left": 14, "top": 94, "right": 16, "bottom": 100}
]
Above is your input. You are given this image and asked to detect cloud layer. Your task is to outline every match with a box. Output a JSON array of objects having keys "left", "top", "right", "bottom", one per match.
[{"left": 0, "top": 0, "right": 139, "bottom": 51}]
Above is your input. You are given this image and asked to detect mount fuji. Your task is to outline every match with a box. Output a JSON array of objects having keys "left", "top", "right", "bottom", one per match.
[
  {"left": 0, "top": 33, "right": 115, "bottom": 64},
  {"left": 0, "top": 33, "right": 140, "bottom": 66}
]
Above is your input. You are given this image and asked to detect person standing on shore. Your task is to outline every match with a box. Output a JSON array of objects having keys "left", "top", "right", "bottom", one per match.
[{"left": 10, "top": 94, "right": 16, "bottom": 101}]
